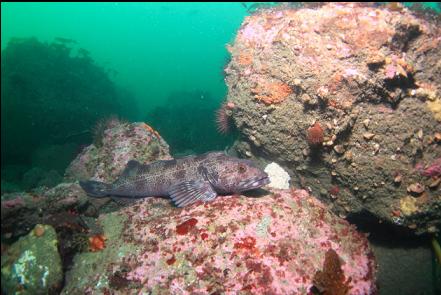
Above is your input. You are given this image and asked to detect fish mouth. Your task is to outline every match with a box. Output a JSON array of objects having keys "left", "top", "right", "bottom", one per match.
[{"left": 237, "top": 175, "right": 270, "bottom": 191}]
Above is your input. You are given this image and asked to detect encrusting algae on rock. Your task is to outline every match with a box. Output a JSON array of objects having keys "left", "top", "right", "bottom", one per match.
[
  {"left": 224, "top": 2, "right": 441, "bottom": 236},
  {"left": 62, "top": 189, "right": 377, "bottom": 294},
  {"left": 1, "top": 224, "right": 63, "bottom": 295}
]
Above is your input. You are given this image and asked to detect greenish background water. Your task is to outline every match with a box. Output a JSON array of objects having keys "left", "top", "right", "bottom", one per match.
[{"left": 2, "top": 2, "right": 247, "bottom": 112}]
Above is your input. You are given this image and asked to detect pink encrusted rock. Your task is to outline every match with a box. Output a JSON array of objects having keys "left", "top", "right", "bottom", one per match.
[
  {"left": 62, "top": 189, "right": 377, "bottom": 294},
  {"left": 225, "top": 2, "right": 441, "bottom": 235},
  {"left": 64, "top": 122, "right": 171, "bottom": 183},
  {"left": 0, "top": 196, "right": 25, "bottom": 209}
]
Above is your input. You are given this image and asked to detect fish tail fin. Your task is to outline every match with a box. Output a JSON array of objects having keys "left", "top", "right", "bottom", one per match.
[{"left": 79, "top": 180, "right": 111, "bottom": 197}]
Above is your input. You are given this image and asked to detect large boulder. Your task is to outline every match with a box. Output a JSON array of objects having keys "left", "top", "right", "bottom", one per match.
[
  {"left": 62, "top": 189, "right": 377, "bottom": 294},
  {"left": 224, "top": 3, "right": 441, "bottom": 235},
  {"left": 1, "top": 224, "right": 63, "bottom": 294}
]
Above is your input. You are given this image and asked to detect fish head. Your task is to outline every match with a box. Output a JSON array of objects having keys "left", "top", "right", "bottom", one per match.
[{"left": 209, "top": 156, "right": 270, "bottom": 193}]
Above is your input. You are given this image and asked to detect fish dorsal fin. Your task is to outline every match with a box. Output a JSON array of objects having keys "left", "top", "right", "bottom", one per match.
[
  {"left": 169, "top": 180, "right": 217, "bottom": 208},
  {"left": 120, "top": 160, "right": 144, "bottom": 178}
]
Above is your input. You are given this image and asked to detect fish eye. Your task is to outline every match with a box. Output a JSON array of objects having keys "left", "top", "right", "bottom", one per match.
[{"left": 238, "top": 164, "right": 247, "bottom": 173}]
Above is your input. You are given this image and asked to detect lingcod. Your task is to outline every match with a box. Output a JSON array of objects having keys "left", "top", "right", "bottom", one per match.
[{"left": 79, "top": 152, "right": 270, "bottom": 207}]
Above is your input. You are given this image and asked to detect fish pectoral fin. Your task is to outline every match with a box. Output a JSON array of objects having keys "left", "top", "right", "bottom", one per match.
[
  {"left": 169, "top": 180, "right": 217, "bottom": 208},
  {"left": 120, "top": 160, "right": 142, "bottom": 178}
]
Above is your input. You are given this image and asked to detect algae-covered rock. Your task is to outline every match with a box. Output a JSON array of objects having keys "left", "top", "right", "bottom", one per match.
[
  {"left": 1, "top": 224, "right": 63, "bottom": 294},
  {"left": 1, "top": 183, "right": 90, "bottom": 238},
  {"left": 65, "top": 121, "right": 171, "bottom": 183},
  {"left": 225, "top": 2, "right": 441, "bottom": 235},
  {"left": 2, "top": 122, "right": 172, "bottom": 239},
  {"left": 62, "top": 189, "right": 376, "bottom": 294}
]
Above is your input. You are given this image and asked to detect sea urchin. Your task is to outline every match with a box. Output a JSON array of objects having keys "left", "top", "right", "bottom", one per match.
[{"left": 215, "top": 102, "right": 235, "bottom": 134}]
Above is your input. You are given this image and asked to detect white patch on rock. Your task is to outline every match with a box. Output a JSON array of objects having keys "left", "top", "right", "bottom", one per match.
[
  {"left": 264, "top": 162, "right": 290, "bottom": 189},
  {"left": 12, "top": 250, "right": 35, "bottom": 285}
]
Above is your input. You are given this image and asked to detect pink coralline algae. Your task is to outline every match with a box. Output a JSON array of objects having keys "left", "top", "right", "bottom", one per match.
[
  {"left": 65, "top": 122, "right": 171, "bottom": 183},
  {"left": 416, "top": 158, "right": 441, "bottom": 178},
  {"left": 1, "top": 197, "right": 25, "bottom": 209},
  {"left": 63, "top": 189, "right": 377, "bottom": 294}
]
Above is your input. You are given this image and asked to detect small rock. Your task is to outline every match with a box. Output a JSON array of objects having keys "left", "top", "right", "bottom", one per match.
[
  {"left": 408, "top": 224, "right": 417, "bottom": 229},
  {"left": 373, "top": 143, "right": 380, "bottom": 155},
  {"left": 434, "top": 132, "right": 441, "bottom": 143},
  {"left": 394, "top": 174, "right": 402, "bottom": 184},
  {"left": 427, "top": 226, "right": 438, "bottom": 233},
  {"left": 428, "top": 178, "right": 440, "bottom": 189},
  {"left": 301, "top": 93, "right": 317, "bottom": 105},
  {"left": 344, "top": 150, "right": 353, "bottom": 162},
  {"left": 1, "top": 225, "right": 62, "bottom": 294},
  {"left": 333, "top": 145, "right": 345, "bottom": 154},
  {"left": 407, "top": 183, "right": 425, "bottom": 195},
  {"left": 362, "top": 119, "right": 370, "bottom": 129},
  {"left": 302, "top": 149, "right": 309, "bottom": 156},
  {"left": 363, "top": 133, "right": 375, "bottom": 140},
  {"left": 367, "top": 53, "right": 385, "bottom": 67},
  {"left": 416, "top": 129, "right": 423, "bottom": 140}
]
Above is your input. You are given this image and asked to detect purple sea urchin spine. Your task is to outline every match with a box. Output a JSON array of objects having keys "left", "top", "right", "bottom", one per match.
[{"left": 215, "top": 103, "right": 230, "bottom": 134}]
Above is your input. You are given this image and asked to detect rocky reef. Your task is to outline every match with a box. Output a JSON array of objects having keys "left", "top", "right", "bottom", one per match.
[
  {"left": 224, "top": 2, "right": 441, "bottom": 235},
  {"left": 1, "top": 120, "right": 377, "bottom": 294}
]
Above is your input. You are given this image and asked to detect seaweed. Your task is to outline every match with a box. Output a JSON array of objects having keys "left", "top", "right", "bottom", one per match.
[{"left": 311, "top": 249, "right": 351, "bottom": 295}]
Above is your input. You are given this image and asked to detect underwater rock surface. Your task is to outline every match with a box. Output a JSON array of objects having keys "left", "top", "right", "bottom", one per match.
[
  {"left": 2, "top": 122, "right": 172, "bottom": 238},
  {"left": 225, "top": 3, "right": 441, "bottom": 235},
  {"left": 62, "top": 189, "right": 376, "bottom": 294},
  {"left": 65, "top": 121, "right": 171, "bottom": 183},
  {"left": 1, "top": 183, "right": 89, "bottom": 239},
  {"left": 1, "top": 224, "right": 63, "bottom": 295}
]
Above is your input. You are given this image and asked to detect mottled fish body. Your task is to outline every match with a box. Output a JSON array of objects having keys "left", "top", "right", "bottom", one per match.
[{"left": 80, "top": 152, "right": 269, "bottom": 207}]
